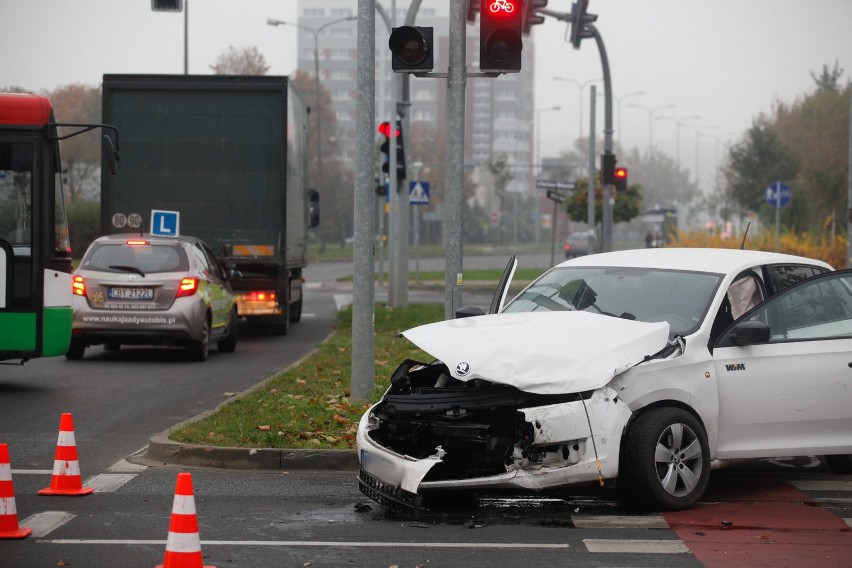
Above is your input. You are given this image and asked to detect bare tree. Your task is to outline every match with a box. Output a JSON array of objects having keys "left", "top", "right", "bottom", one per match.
[
  {"left": 210, "top": 46, "right": 270, "bottom": 75},
  {"left": 46, "top": 84, "right": 102, "bottom": 202}
]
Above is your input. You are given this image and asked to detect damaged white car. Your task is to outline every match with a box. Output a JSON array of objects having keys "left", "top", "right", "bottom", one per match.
[{"left": 357, "top": 248, "right": 852, "bottom": 511}]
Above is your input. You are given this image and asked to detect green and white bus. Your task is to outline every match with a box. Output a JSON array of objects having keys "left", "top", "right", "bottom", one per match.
[{"left": 0, "top": 93, "right": 118, "bottom": 363}]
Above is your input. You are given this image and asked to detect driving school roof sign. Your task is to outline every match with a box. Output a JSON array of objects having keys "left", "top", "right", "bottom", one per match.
[{"left": 150, "top": 210, "right": 180, "bottom": 237}]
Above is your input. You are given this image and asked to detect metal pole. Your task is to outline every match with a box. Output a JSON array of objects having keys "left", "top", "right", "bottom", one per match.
[
  {"left": 847, "top": 81, "right": 852, "bottom": 268},
  {"left": 183, "top": 0, "right": 188, "bottom": 74},
  {"left": 591, "top": 27, "right": 614, "bottom": 253},
  {"left": 443, "top": 1, "right": 466, "bottom": 320},
  {"left": 351, "top": 0, "right": 376, "bottom": 402},
  {"left": 587, "top": 85, "right": 596, "bottom": 253}
]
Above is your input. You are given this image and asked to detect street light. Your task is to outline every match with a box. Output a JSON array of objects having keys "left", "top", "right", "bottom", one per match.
[
  {"left": 534, "top": 105, "right": 561, "bottom": 175},
  {"left": 690, "top": 124, "right": 718, "bottom": 192},
  {"left": 627, "top": 103, "right": 674, "bottom": 156},
  {"left": 656, "top": 114, "right": 700, "bottom": 168},
  {"left": 552, "top": 76, "right": 602, "bottom": 144},
  {"left": 267, "top": 15, "right": 357, "bottom": 194},
  {"left": 613, "top": 91, "right": 644, "bottom": 149}
]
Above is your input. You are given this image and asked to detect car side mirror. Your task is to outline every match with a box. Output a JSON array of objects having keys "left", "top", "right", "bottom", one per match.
[
  {"left": 308, "top": 189, "right": 320, "bottom": 228},
  {"left": 719, "top": 320, "right": 770, "bottom": 347},
  {"left": 455, "top": 305, "right": 486, "bottom": 319}
]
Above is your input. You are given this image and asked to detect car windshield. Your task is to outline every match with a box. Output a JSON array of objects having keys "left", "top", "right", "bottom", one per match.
[
  {"left": 503, "top": 266, "right": 723, "bottom": 337},
  {"left": 81, "top": 243, "right": 189, "bottom": 274}
]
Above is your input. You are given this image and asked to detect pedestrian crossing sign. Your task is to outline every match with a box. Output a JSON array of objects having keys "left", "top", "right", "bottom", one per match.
[{"left": 409, "top": 181, "right": 430, "bottom": 205}]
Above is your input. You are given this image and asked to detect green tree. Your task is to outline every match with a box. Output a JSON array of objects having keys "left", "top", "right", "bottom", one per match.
[
  {"left": 210, "top": 46, "right": 270, "bottom": 75},
  {"left": 487, "top": 153, "right": 513, "bottom": 245},
  {"left": 565, "top": 178, "right": 642, "bottom": 224}
]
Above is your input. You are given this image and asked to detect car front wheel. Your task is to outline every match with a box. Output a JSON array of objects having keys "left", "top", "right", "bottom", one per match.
[{"left": 622, "top": 407, "right": 710, "bottom": 510}]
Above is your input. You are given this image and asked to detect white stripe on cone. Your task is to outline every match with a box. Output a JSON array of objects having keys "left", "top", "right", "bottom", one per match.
[
  {"left": 57, "top": 431, "right": 76, "bottom": 446},
  {"left": 50, "top": 460, "right": 81, "bottom": 476},
  {"left": 1, "top": 496, "right": 17, "bottom": 515},
  {"left": 164, "top": 531, "right": 202, "bottom": 553},
  {"left": 171, "top": 494, "right": 197, "bottom": 515},
  {"left": 0, "top": 463, "right": 10, "bottom": 479}
]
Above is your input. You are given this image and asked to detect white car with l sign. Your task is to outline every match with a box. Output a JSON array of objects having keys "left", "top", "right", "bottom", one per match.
[{"left": 357, "top": 248, "right": 852, "bottom": 511}]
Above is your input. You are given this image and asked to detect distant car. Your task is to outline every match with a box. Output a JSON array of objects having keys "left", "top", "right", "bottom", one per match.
[
  {"left": 564, "top": 232, "right": 589, "bottom": 258},
  {"left": 357, "top": 248, "right": 852, "bottom": 512},
  {"left": 66, "top": 234, "right": 238, "bottom": 361}
]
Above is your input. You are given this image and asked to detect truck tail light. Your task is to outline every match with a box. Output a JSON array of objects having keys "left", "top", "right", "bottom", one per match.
[
  {"left": 72, "top": 275, "right": 86, "bottom": 296},
  {"left": 176, "top": 277, "right": 199, "bottom": 297},
  {"left": 247, "top": 291, "right": 276, "bottom": 302}
]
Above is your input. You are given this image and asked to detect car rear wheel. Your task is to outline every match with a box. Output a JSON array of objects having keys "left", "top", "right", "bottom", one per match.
[
  {"left": 622, "top": 407, "right": 710, "bottom": 510},
  {"left": 104, "top": 342, "right": 120, "bottom": 352},
  {"left": 65, "top": 338, "right": 86, "bottom": 360},
  {"left": 189, "top": 315, "right": 210, "bottom": 362},
  {"left": 218, "top": 308, "right": 238, "bottom": 353}
]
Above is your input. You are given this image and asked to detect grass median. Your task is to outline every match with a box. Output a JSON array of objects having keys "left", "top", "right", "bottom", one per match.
[{"left": 169, "top": 303, "right": 445, "bottom": 450}]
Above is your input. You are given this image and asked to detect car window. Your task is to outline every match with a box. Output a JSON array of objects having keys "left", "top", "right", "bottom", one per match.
[
  {"left": 82, "top": 243, "right": 188, "bottom": 274},
  {"left": 201, "top": 244, "right": 225, "bottom": 280},
  {"left": 191, "top": 244, "right": 212, "bottom": 274},
  {"left": 764, "top": 264, "right": 829, "bottom": 295},
  {"left": 737, "top": 270, "right": 852, "bottom": 342},
  {"left": 503, "top": 266, "right": 723, "bottom": 337}
]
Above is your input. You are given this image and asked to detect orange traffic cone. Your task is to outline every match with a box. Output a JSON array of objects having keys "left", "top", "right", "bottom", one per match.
[
  {"left": 38, "top": 413, "right": 94, "bottom": 496},
  {"left": 0, "top": 443, "right": 32, "bottom": 539},
  {"left": 156, "top": 472, "right": 215, "bottom": 568}
]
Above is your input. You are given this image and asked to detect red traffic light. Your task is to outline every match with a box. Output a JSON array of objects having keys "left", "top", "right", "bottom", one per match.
[
  {"left": 377, "top": 122, "right": 400, "bottom": 138},
  {"left": 614, "top": 167, "right": 628, "bottom": 191},
  {"left": 480, "top": 0, "right": 523, "bottom": 72},
  {"left": 615, "top": 167, "right": 627, "bottom": 180}
]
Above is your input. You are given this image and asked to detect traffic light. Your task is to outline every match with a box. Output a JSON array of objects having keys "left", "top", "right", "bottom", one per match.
[
  {"left": 523, "top": 0, "right": 548, "bottom": 35},
  {"left": 569, "top": 0, "right": 597, "bottom": 49},
  {"left": 601, "top": 153, "right": 616, "bottom": 185},
  {"left": 614, "top": 167, "right": 628, "bottom": 191},
  {"left": 151, "top": 0, "right": 182, "bottom": 11},
  {"left": 388, "top": 26, "right": 434, "bottom": 72},
  {"left": 480, "top": 0, "right": 523, "bottom": 72},
  {"left": 378, "top": 121, "right": 406, "bottom": 182}
]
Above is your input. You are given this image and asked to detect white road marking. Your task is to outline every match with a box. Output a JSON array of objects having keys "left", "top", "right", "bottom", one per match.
[
  {"left": 845, "top": 518, "right": 851, "bottom": 528},
  {"left": 45, "top": 539, "right": 570, "bottom": 549},
  {"left": 304, "top": 282, "right": 322, "bottom": 289},
  {"left": 301, "top": 313, "right": 316, "bottom": 318},
  {"left": 83, "top": 473, "right": 137, "bottom": 493},
  {"left": 107, "top": 459, "right": 148, "bottom": 473},
  {"left": 20, "top": 511, "right": 75, "bottom": 538},
  {"left": 10, "top": 469, "right": 52, "bottom": 475},
  {"left": 572, "top": 515, "right": 668, "bottom": 529},
  {"left": 791, "top": 480, "right": 852, "bottom": 491},
  {"left": 584, "top": 539, "right": 690, "bottom": 554}
]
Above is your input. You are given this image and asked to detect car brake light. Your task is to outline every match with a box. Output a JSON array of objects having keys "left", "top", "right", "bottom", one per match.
[
  {"left": 176, "top": 277, "right": 199, "bottom": 297},
  {"left": 247, "top": 291, "right": 276, "bottom": 302},
  {"left": 72, "top": 275, "right": 86, "bottom": 296},
  {"left": 564, "top": 244, "right": 571, "bottom": 250},
  {"left": 126, "top": 239, "right": 149, "bottom": 246}
]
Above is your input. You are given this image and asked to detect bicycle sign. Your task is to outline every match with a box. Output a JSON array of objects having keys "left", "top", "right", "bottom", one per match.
[{"left": 489, "top": 0, "right": 515, "bottom": 14}]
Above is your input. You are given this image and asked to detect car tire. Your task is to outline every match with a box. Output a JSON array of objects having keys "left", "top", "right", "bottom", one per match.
[
  {"left": 289, "top": 298, "right": 303, "bottom": 323},
  {"left": 825, "top": 454, "right": 852, "bottom": 473},
  {"left": 189, "top": 315, "right": 210, "bottom": 362},
  {"left": 622, "top": 407, "right": 710, "bottom": 511},
  {"left": 218, "top": 308, "right": 239, "bottom": 353},
  {"left": 65, "top": 338, "right": 86, "bottom": 360}
]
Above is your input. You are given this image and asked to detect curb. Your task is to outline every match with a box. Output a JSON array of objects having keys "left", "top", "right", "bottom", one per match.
[
  {"left": 145, "top": 332, "right": 359, "bottom": 472},
  {"left": 146, "top": 433, "right": 358, "bottom": 471}
]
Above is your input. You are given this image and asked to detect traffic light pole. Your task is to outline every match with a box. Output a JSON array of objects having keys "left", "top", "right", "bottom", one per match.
[
  {"left": 444, "top": 0, "right": 467, "bottom": 319},
  {"left": 590, "top": 24, "right": 614, "bottom": 252}
]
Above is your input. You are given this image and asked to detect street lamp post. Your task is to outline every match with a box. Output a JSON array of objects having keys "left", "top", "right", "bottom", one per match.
[
  {"left": 552, "top": 77, "right": 601, "bottom": 145},
  {"left": 613, "top": 91, "right": 644, "bottom": 149},
  {"left": 534, "top": 105, "right": 561, "bottom": 174},
  {"left": 267, "top": 16, "right": 357, "bottom": 198},
  {"left": 656, "top": 114, "right": 700, "bottom": 169},
  {"left": 691, "top": 124, "right": 718, "bottom": 192},
  {"left": 627, "top": 103, "right": 674, "bottom": 156}
]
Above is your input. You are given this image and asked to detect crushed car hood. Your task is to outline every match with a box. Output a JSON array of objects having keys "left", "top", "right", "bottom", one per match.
[{"left": 401, "top": 311, "right": 670, "bottom": 394}]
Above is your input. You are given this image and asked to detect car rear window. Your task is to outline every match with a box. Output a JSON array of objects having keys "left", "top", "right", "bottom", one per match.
[{"left": 81, "top": 243, "right": 189, "bottom": 274}]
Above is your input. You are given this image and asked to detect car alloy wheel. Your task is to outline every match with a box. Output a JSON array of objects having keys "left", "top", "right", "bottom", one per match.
[{"left": 623, "top": 407, "right": 710, "bottom": 510}]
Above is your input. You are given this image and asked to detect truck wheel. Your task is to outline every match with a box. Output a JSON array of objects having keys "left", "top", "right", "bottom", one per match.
[
  {"left": 218, "top": 308, "right": 239, "bottom": 353},
  {"left": 189, "top": 315, "right": 210, "bottom": 361},
  {"left": 65, "top": 338, "right": 86, "bottom": 360},
  {"left": 622, "top": 407, "right": 710, "bottom": 510},
  {"left": 289, "top": 298, "right": 303, "bottom": 323},
  {"left": 825, "top": 455, "right": 852, "bottom": 473}
]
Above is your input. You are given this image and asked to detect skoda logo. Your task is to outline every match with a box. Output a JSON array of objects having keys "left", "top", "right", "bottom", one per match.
[
  {"left": 125, "top": 274, "right": 137, "bottom": 281},
  {"left": 456, "top": 362, "right": 471, "bottom": 376}
]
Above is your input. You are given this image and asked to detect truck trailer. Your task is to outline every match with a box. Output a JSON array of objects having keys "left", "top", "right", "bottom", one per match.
[{"left": 101, "top": 74, "right": 318, "bottom": 334}]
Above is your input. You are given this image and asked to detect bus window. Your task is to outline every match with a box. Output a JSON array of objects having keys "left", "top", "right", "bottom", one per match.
[{"left": 0, "top": 140, "right": 34, "bottom": 306}]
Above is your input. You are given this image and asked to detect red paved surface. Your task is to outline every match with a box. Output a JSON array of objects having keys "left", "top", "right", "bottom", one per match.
[{"left": 661, "top": 475, "right": 852, "bottom": 567}]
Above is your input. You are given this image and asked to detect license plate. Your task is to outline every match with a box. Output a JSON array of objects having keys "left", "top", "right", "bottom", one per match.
[{"left": 108, "top": 287, "right": 154, "bottom": 300}]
